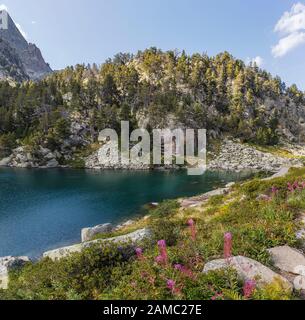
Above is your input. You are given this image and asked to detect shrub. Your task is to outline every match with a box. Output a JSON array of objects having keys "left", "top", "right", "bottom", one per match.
[
  {"left": 252, "top": 278, "right": 292, "bottom": 300},
  {"left": 67, "top": 157, "right": 86, "bottom": 169},
  {"left": 0, "top": 242, "right": 135, "bottom": 300},
  {"left": 183, "top": 269, "right": 241, "bottom": 300},
  {"left": 287, "top": 189, "right": 305, "bottom": 210},
  {"left": 255, "top": 127, "right": 279, "bottom": 146},
  {"left": 207, "top": 194, "right": 225, "bottom": 207},
  {"left": 0, "top": 133, "right": 16, "bottom": 158},
  {"left": 150, "top": 219, "right": 181, "bottom": 246},
  {"left": 150, "top": 200, "right": 180, "bottom": 218}
]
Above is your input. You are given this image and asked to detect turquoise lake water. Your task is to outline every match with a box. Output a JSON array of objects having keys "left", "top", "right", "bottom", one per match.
[{"left": 0, "top": 168, "right": 251, "bottom": 258}]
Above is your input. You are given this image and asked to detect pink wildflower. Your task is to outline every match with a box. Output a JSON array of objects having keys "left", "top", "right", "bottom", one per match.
[
  {"left": 158, "top": 239, "right": 166, "bottom": 248},
  {"left": 288, "top": 182, "right": 295, "bottom": 192},
  {"left": 135, "top": 248, "right": 143, "bottom": 260},
  {"left": 188, "top": 219, "right": 197, "bottom": 241},
  {"left": 167, "top": 279, "right": 181, "bottom": 295},
  {"left": 174, "top": 264, "right": 194, "bottom": 278},
  {"left": 174, "top": 264, "right": 183, "bottom": 271},
  {"left": 155, "top": 255, "right": 165, "bottom": 264},
  {"left": 243, "top": 279, "right": 256, "bottom": 299},
  {"left": 167, "top": 279, "right": 176, "bottom": 291},
  {"left": 157, "top": 240, "right": 168, "bottom": 264},
  {"left": 224, "top": 232, "right": 232, "bottom": 259},
  {"left": 287, "top": 181, "right": 303, "bottom": 192},
  {"left": 211, "top": 292, "right": 224, "bottom": 300},
  {"left": 293, "top": 181, "right": 300, "bottom": 190},
  {"left": 271, "top": 186, "right": 278, "bottom": 196}
]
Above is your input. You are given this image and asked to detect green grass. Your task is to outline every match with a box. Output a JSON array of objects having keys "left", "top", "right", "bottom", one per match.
[{"left": 245, "top": 142, "right": 296, "bottom": 159}]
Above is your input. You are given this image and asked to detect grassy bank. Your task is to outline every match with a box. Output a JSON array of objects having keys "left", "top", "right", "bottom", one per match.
[{"left": 1, "top": 167, "right": 305, "bottom": 300}]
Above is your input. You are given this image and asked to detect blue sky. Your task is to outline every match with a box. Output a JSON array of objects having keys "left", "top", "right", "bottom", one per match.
[{"left": 1, "top": 0, "right": 305, "bottom": 90}]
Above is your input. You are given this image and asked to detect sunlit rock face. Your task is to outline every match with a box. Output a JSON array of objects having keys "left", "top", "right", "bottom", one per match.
[{"left": 0, "top": 9, "right": 52, "bottom": 81}]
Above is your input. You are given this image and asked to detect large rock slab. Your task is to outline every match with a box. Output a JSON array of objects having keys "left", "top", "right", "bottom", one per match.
[
  {"left": 180, "top": 187, "right": 229, "bottom": 208},
  {"left": 203, "top": 255, "right": 292, "bottom": 290},
  {"left": 115, "top": 220, "right": 135, "bottom": 230},
  {"left": 0, "top": 156, "right": 12, "bottom": 167},
  {"left": 0, "top": 256, "right": 30, "bottom": 289},
  {"left": 44, "top": 228, "right": 150, "bottom": 261},
  {"left": 46, "top": 159, "right": 59, "bottom": 168},
  {"left": 268, "top": 246, "right": 305, "bottom": 275},
  {"left": 81, "top": 223, "right": 113, "bottom": 242},
  {"left": 263, "top": 167, "right": 290, "bottom": 181}
]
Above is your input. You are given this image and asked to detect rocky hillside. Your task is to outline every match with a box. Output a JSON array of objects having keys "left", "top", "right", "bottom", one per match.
[
  {"left": 0, "top": 48, "right": 305, "bottom": 168},
  {"left": 0, "top": 37, "right": 28, "bottom": 81},
  {"left": 0, "top": 10, "right": 52, "bottom": 81}
]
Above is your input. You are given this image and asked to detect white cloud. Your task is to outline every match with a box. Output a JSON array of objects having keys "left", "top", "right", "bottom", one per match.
[
  {"left": 31, "top": 20, "right": 36, "bottom": 24},
  {"left": 0, "top": 4, "right": 8, "bottom": 11},
  {"left": 247, "top": 56, "right": 264, "bottom": 67},
  {"left": 272, "top": 31, "right": 305, "bottom": 57},
  {"left": 275, "top": 2, "right": 305, "bottom": 35},
  {"left": 16, "top": 23, "right": 28, "bottom": 40},
  {"left": 272, "top": 2, "right": 305, "bottom": 57}
]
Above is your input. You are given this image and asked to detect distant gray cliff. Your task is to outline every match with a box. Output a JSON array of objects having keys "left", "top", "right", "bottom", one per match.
[{"left": 0, "top": 9, "right": 52, "bottom": 81}]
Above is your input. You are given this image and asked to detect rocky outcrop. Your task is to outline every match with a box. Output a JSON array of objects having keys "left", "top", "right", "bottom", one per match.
[
  {"left": 0, "top": 156, "right": 12, "bottom": 167},
  {"left": 208, "top": 140, "right": 302, "bottom": 172},
  {"left": 43, "top": 228, "right": 150, "bottom": 261},
  {"left": 203, "top": 255, "right": 292, "bottom": 291},
  {"left": 0, "top": 110, "right": 94, "bottom": 169},
  {"left": 268, "top": 246, "right": 305, "bottom": 275},
  {"left": 268, "top": 246, "right": 305, "bottom": 292},
  {"left": 0, "top": 37, "right": 28, "bottom": 81},
  {"left": 85, "top": 140, "right": 151, "bottom": 170},
  {"left": 115, "top": 220, "right": 135, "bottom": 230},
  {"left": 180, "top": 187, "right": 229, "bottom": 208},
  {"left": 0, "top": 256, "right": 30, "bottom": 289},
  {"left": 81, "top": 223, "right": 113, "bottom": 242},
  {"left": 0, "top": 146, "right": 59, "bottom": 168},
  {"left": 21, "top": 43, "right": 52, "bottom": 80},
  {"left": 263, "top": 167, "right": 291, "bottom": 180}
]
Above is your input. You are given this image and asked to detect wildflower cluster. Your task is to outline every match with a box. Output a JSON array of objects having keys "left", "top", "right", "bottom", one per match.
[
  {"left": 155, "top": 240, "right": 168, "bottom": 265},
  {"left": 287, "top": 180, "right": 305, "bottom": 192},
  {"left": 188, "top": 219, "right": 197, "bottom": 241},
  {"left": 224, "top": 232, "right": 232, "bottom": 259},
  {"left": 243, "top": 279, "right": 256, "bottom": 299}
]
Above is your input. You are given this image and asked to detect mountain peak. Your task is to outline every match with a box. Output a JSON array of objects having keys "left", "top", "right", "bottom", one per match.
[
  {"left": 0, "top": 9, "right": 52, "bottom": 81},
  {"left": 0, "top": 9, "right": 28, "bottom": 49}
]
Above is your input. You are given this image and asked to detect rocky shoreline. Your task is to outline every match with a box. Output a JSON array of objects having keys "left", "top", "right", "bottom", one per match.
[
  {"left": 1, "top": 139, "right": 304, "bottom": 172},
  {"left": 0, "top": 146, "right": 60, "bottom": 168},
  {"left": 208, "top": 140, "right": 302, "bottom": 172}
]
